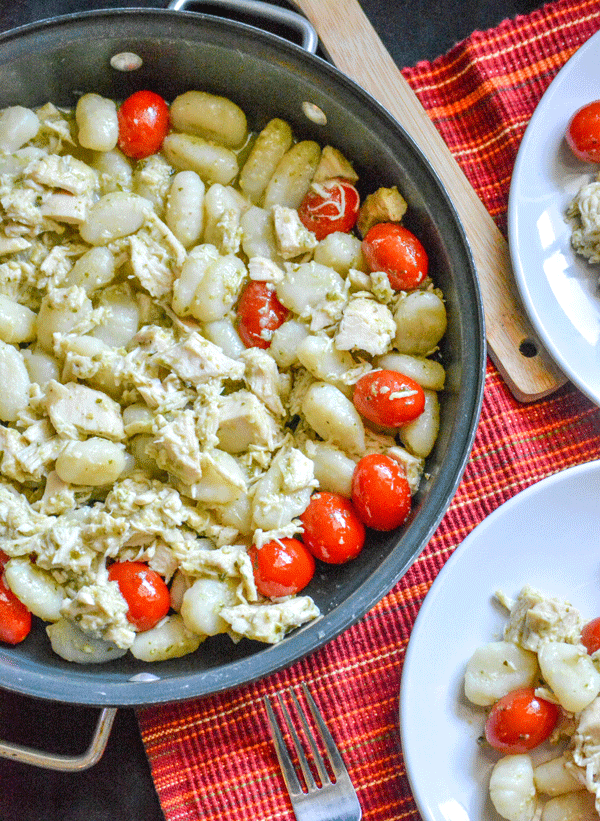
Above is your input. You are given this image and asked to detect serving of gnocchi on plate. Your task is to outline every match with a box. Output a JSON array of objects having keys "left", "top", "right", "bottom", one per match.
[{"left": 399, "top": 461, "right": 600, "bottom": 821}]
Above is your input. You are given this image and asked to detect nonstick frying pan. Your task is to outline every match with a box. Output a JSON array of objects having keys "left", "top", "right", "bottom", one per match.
[{"left": 0, "top": 6, "right": 484, "bottom": 719}]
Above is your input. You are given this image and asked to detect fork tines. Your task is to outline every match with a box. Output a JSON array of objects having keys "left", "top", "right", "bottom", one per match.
[{"left": 264, "top": 682, "right": 362, "bottom": 821}]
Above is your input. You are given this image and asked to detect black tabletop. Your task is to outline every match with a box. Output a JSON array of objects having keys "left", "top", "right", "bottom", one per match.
[{"left": 0, "top": 1, "right": 542, "bottom": 819}]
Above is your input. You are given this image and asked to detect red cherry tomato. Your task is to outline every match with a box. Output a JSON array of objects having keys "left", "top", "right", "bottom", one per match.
[
  {"left": 566, "top": 100, "right": 600, "bottom": 163},
  {"left": 0, "top": 575, "right": 31, "bottom": 645},
  {"left": 249, "top": 538, "right": 315, "bottom": 598},
  {"left": 300, "top": 492, "right": 365, "bottom": 564},
  {"left": 236, "top": 280, "right": 289, "bottom": 349},
  {"left": 581, "top": 617, "right": 600, "bottom": 654},
  {"left": 117, "top": 90, "right": 170, "bottom": 160},
  {"left": 298, "top": 178, "right": 360, "bottom": 241},
  {"left": 351, "top": 453, "right": 411, "bottom": 531},
  {"left": 353, "top": 370, "right": 425, "bottom": 427},
  {"left": 485, "top": 687, "right": 560, "bottom": 754},
  {"left": 362, "top": 222, "right": 428, "bottom": 290},
  {"left": 108, "top": 561, "right": 170, "bottom": 632}
]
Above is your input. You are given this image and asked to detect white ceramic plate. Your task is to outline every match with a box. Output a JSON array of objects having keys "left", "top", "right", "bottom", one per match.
[
  {"left": 399, "top": 460, "right": 600, "bottom": 821},
  {"left": 508, "top": 29, "right": 600, "bottom": 406}
]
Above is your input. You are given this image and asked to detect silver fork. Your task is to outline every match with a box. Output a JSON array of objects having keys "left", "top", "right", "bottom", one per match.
[{"left": 264, "top": 683, "right": 362, "bottom": 821}]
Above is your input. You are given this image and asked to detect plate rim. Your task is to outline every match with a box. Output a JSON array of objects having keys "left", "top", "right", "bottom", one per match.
[{"left": 507, "top": 28, "right": 600, "bottom": 406}]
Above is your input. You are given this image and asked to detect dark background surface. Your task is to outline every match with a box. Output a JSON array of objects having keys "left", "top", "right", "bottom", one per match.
[{"left": 0, "top": 0, "right": 543, "bottom": 819}]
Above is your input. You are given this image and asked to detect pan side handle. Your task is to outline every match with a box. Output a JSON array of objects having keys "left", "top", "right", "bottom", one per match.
[
  {"left": 0, "top": 706, "right": 116, "bottom": 771},
  {"left": 167, "top": 0, "right": 319, "bottom": 54}
]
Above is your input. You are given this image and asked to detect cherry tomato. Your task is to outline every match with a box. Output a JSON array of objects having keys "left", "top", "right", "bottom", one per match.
[
  {"left": 0, "top": 575, "right": 31, "bottom": 645},
  {"left": 362, "top": 222, "right": 428, "bottom": 290},
  {"left": 236, "top": 280, "right": 289, "bottom": 349},
  {"left": 566, "top": 100, "right": 600, "bottom": 163},
  {"left": 351, "top": 453, "right": 411, "bottom": 531},
  {"left": 300, "top": 492, "right": 365, "bottom": 564},
  {"left": 249, "top": 538, "right": 315, "bottom": 598},
  {"left": 297, "top": 178, "right": 360, "bottom": 241},
  {"left": 353, "top": 370, "right": 425, "bottom": 428},
  {"left": 581, "top": 617, "right": 600, "bottom": 654},
  {"left": 108, "top": 561, "right": 170, "bottom": 632},
  {"left": 485, "top": 687, "right": 560, "bottom": 754},
  {"left": 117, "top": 90, "right": 170, "bottom": 160}
]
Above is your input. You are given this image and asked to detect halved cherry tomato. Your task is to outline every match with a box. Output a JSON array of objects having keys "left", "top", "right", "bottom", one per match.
[
  {"left": 353, "top": 370, "right": 425, "bottom": 427},
  {"left": 351, "top": 453, "right": 411, "bottom": 531},
  {"left": 0, "top": 575, "right": 31, "bottom": 645},
  {"left": 581, "top": 617, "right": 600, "bottom": 654},
  {"left": 362, "top": 222, "right": 428, "bottom": 290},
  {"left": 300, "top": 492, "right": 365, "bottom": 564},
  {"left": 236, "top": 280, "right": 289, "bottom": 349},
  {"left": 566, "top": 100, "right": 600, "bottom": 163},
  {"left": 117, "top": 90, "right": 170, "bottom": 160},
  {"left": 249, "top": 538, "right": 315, "bottom": 598},
  {"left": 485, "top": 687, "right": 560, "bottom": 754},
  {"left": 297, "top": 178, "right": 360, "bottom": 241},
  {"left": 108, "top": 561, "right": 170, "bottom": 632}
]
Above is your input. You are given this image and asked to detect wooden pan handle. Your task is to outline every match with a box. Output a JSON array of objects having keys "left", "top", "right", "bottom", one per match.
[{"left": 291, "top": 0, "right": 567, "bottom": 402}]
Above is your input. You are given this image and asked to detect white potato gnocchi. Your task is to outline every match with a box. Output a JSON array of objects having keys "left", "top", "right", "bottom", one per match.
[
  {"left": 0, "top": 84, "right": 447, "bottom": 667},
  {"left": 464, "top": 640, "right": 539, "bottom": 706},
  {"left": 130, "top": 614, "right": 204, "bottom": 662},
  {"left": 4, "top": 557, "right": 65, "bottom": 622},
  {"left": 263, "top": 140, "right": 321, "bottom": 209},
  {"left": 162, "top": 132, "right": 239, "bottom": 186},
  {"left": 239, "top": 118, "right": 293, "bottom": 204},
  {"left": 75, "top": 93, "right": 118, "bottom": 152},
  {"left": 538, "top": 642, "right": 600, "bottom": 713},
  {"left": 169, "top": 90, "right": 247, "bottom": 148},
  {"left": 490, "top": 755, "right": 538, "bottom": 821},
  {"left": 46, "top": 619, "right": 128, "bottom": 664}
]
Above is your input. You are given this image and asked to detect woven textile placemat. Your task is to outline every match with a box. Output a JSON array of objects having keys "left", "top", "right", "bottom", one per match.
[{"left": 137, "top": 1, "right": 600, "bottom": 817}]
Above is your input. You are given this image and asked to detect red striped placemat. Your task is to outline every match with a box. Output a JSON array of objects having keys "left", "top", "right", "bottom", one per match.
[{"left": 137, "top": 1, "right": 600, "bottom": 817}]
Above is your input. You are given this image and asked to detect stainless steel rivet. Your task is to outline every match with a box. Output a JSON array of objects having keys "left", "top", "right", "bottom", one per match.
[
  {"left": 302, "top": 101, "right": 327, "bottom": 125},
  {"left": 110, "top": 52, "right": 144, "bottom": 72}
]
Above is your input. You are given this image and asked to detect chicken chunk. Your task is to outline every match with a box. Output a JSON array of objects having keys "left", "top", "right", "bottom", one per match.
[
  {"left": 129, "top": 213, "right": 187, "bottom": 299},
  {"left": 356, "top": 185, "right": 407, "bottom": 237},
  {"left": 335, "top": 295, "right": 396, "bottom": 356},
  {"left": 27, "top": 154, "right": 98, "bottom": 196},
  {"left": 501, "top": 585, "right": 584, "bottom": 652},
  {"left": 45, "top": 380, "right": 125, "bottom": 441},
  {"left": 566, "top": 696, "right": 600, "bottom": 810},
  {"left": 149, "top": 409, "right": 203, "bottom": 484},
  {"left": 40, "top": 193, "right": 89, "bottom": 225},
  {"left": 241, "top": 346, "right": 288, "bottom": 417},
  {"left": 272, "top": 204, "right": 317, "bottom": 259},
  {"left": 1, "top": 187, "right": 44, "bottom": 228},
  {"left": 0, "top": 235, "right": 31, "bottom": 256},
  {"left": 0, "top": 424, "right": 61, "bottom": 483},
  {"left": 248, "top": 255, "right": 284, "bottom": 283},
  {"left": 221, "top": 596, "right": 320, "bottom": 643},
  {"left": 216, "top": 391, "right": 283, "bottom": 453},
  {"left": 312, "top": 145, "right": 359, "bottom": 184},
  {"left": 251, "top": 445, "right": 317, "bottom": 532},
  {"left": 157, "top": 332, "right": 245, "bottom": 386}
]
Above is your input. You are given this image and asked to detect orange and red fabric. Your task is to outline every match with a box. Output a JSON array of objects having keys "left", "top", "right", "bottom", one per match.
[{"left": 137, "top": 1, "right": 600, "bottom": 818}]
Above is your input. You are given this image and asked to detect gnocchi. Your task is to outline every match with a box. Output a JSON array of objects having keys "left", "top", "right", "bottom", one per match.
[
  {"left": 0, "top": 84, "right": 448, "bottom": 666},
  {"left": 75, "top": 93, "right": 119, "bottom": 152}
]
